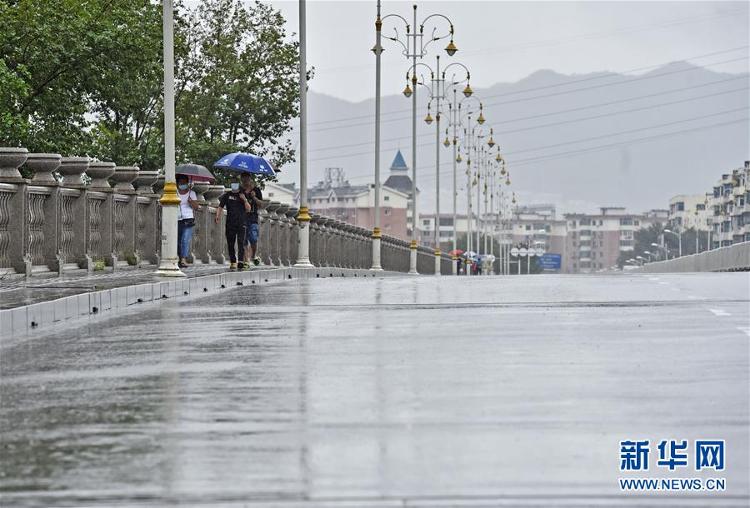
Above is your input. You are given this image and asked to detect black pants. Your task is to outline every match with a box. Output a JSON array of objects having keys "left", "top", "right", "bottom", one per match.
[{"left": 226, "top": 223, "right": 246, "bottom": 263}]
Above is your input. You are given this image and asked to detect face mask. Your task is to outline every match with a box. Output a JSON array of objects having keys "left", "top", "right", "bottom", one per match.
[
  {"left": 178, "top": 184, "right": 188, "bottom": 191},
  {"left": 230, "top": 183, "right": 240, "bottom": 192}
]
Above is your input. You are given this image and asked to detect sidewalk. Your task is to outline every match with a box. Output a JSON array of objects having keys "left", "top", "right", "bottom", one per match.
[
  {"left": 0, "top": 264, "right": 233, "bottom": 310},
  {"left": 0, "top": 264, "right": 396, "bottom": 338}
]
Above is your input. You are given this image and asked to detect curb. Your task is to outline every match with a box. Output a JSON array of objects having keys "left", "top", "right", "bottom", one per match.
[{"left": 0, "top": 267, "right": 398, "bottom": 339}]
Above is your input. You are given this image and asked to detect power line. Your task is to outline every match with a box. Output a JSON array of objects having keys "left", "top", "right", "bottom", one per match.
[
  {"left": 307, "top": 104, "right": 748, "bottom": 163},
  {"left": 501, "top": 107, "right": 748, "bottom": 156},
  {"left": 309, "top": 55, "right": 747, "bottom": 135},
  {"left": 510, "top": 117, "right": 749, "bottom": 168},
  {"left": 307, "top": 82, "right": 748, "bottom": 153},
  {"left": 307, "top": 46, "right": 748, "bottom": 128},
  {"left": 335, "top": 112, "right": 748, "bottom": 183}
]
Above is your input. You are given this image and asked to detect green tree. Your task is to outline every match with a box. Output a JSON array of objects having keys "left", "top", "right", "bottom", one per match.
[
  {"left": 0, "top": 0, "right": 114, "bottom": 154},
  {"left": 87, "top": 0, "right": 177, "bottom": 171},
  {"left": 0, "top": 0, "right": 302, "bottom": 178},
  {"left": 176, "top": 0, "right": 301, "bottom": 184}
]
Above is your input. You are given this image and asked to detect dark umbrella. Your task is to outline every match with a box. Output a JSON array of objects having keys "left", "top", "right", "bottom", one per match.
[{"left": 176, "top": 163, "right": 215, "bottom": 182}]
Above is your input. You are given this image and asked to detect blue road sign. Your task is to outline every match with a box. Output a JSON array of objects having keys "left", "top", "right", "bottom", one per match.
[{"left": 540, "top": 253, "right": 562, "bottom": 270}]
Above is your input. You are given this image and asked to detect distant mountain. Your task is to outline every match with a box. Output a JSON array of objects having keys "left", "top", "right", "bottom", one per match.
[{"left": 279, "top": 62, "right": 749, "bottom": 216}]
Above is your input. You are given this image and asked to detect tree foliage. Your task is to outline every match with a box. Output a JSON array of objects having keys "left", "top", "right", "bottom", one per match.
[{"left": 0, "top": 0, "right": 301, "bottom": 178}]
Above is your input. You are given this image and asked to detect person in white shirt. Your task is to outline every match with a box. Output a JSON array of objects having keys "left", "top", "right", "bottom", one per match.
[{"left": 177, "top": 174, "right": 199, "bottom": 268}]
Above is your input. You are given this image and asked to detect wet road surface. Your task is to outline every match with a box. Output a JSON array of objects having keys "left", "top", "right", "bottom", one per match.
[{"left": 1, "top": 273, "right": 748, "bottom": 507}]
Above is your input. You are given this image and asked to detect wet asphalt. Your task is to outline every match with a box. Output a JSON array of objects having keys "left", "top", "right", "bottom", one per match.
[{"left": 0, "top": 272, "right": 748, "bottom": 507}]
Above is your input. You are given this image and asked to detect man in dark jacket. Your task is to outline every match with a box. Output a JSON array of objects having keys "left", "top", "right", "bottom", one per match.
[{"left": 215, "top": 177, "right": 251, "bottom": 270}]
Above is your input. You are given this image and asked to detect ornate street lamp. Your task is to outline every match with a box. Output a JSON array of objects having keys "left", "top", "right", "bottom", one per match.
[
  {"left": 156, "top": 0, "right": 184, "bottom": 277},
  {"left": 379, "top": 3, "right": 458, "bottom": 274},
  {"left": 412, "top": 56, "right": 472, "bottom": 275}
]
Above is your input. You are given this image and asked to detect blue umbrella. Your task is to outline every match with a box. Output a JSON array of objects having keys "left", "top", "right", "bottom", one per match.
[{"left": 213, "top": 152, "right": 276, "bottom": 176}]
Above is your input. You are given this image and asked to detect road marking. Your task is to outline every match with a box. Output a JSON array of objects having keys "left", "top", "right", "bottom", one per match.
[
  {"left": 738, "top": 327, "right": 750, "bottom": 337},
  {"left": 709, "top": 308, "right": 731, "bottom": 316},
  {"left": 649, "top": 277, "right": 660, "bottom": 281}
]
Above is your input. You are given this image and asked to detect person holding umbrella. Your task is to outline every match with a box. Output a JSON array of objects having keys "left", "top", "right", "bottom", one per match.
[
  {"left": 177, "top": 174, "right": 199, "bottom": 268},
  {"left": 213, "top": 152, "right": 275, "bottom": 270},
  {"left": 175, "top": 164, "right": 215, "bottom": 269},
  {"left": 215, "top": 176, "right": 250, "bottom": 270}
]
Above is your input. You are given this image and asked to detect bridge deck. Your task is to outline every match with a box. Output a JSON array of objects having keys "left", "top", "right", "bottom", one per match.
[{"left": 1, "top": 273, "right": 748, "bottom": 506}]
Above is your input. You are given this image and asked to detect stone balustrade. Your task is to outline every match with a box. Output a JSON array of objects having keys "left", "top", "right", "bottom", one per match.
[
  {"left": 634, "top": 241, "right": 750, "bottom": 273},
  {"left": 0, "top": 147, "right": 454, "bottom": 277}
]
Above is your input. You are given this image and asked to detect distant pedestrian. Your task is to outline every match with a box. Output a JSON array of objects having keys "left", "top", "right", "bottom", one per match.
[
  {"left": 215, "top": 177, "right": 251, "bottom": 270},
  {"left": 240, "top": 173, "right": 264, "bottom": 266},
  {"left": 177, "top": 175, "right": 199, "bottom": 268}
]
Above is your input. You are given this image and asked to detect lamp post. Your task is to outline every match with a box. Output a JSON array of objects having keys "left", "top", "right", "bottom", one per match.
[
  {"left": 445, "top": 89, "right": 476, "bottom": 274},
  {"left": 663, "top": 228, "right": 682, "bottom": 257},
  {"left": 705, "top": 196, "right": 713, "bottom": 250},
  {"left": 385, "top": 4, "right": 457, "bottom": 275},
  {"left": 156, "top": 0, "right": 184, "bottom": 277},
  {"left": 694, "top": 208, "right": 700, "bottom": 254},
  {"left": 459, "top": 107, "right": 486, "bottom": 256},
  {"left": 294, "top": 0, "right": 314, "bottom": 267},
  {"left": 370, "top": 0, "right": 384, "bottom": 271},
  {"left": 651, "top": 242, "right": 668, "bottom": 260},
  {"left": 420, "top": 58, "right": 471, "bottom": 275}
]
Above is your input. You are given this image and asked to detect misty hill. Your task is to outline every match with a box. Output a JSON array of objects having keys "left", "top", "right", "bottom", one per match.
[{"left": 279, "top": 61, "right": 749, "bottom": 215}]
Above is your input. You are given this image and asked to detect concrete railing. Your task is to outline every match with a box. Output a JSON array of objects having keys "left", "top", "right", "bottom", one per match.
[
  {"left": 0, "top": 147, "right": 454, "bottom": 276},
  {"left": 636, "top": 241, "right": 750, "bottom": 273}
]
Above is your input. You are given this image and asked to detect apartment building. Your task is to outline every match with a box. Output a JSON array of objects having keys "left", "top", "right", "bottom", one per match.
[
  {"left": 668, "top": 194, "right": 711, "bottom": 234},
  {"left": 708, "top": 161, "right": 750, "bottom": 248},
  {"left": 418, "top": 213, "right": 470, "bottom": 249},
  {"left": 508, "top": 204, "right": 567, "bottom": 265},
  {"left": 563, "top": 207, "right": 666, "bottom": 273}
]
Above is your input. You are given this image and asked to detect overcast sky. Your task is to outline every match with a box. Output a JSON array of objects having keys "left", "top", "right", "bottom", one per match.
[{"left": 266, "top": 0, "right": 749, "bottom": 103}]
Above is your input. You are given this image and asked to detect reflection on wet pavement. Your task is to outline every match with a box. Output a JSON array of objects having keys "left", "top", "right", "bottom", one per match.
[{"left": 1, "top": 273, "right": 748, "bottom": 507}]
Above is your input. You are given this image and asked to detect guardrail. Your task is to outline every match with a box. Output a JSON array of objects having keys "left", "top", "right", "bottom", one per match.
[
  {"left": 0, "top": 147, "right": 453, "bottom": 276},
  {"left": 635, "top": 241, "right": 750, "bottom": 273}
]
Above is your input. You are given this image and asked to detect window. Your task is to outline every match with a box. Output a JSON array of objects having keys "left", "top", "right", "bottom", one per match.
[
  {"left": 580, "top": 218, "right": 591, "bottom": 226},
  {"left": 384, "top": 195, "right": 389, "bottom": 201},
  {"left": 619, "top": 218, "right": 634, "bottom": 226},
  {"left": 696, "top": 203, "right": 706, "bottom": 211},
  {"left": 384, "top": 208, "right": 391, "bottom": 216},
  {"left": 268, "top": 192, "right": 274, "bottom": 197},
  {"left": 422, "top": 219, "right": 430, "bottom": 226},
  {"left": 439, "top": 217, "right": 453, "bottom": 226},
  {"left": 676, "top": 202, "right": 685, "bottom": 211}
]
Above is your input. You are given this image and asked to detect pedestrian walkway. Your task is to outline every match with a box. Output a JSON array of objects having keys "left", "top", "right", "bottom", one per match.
[
  {"left": 1, "top": 272, "right": 747, "bottom": 506},
  {"left": 1, "top": 263, "right": 271, "bottom": 310}
]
